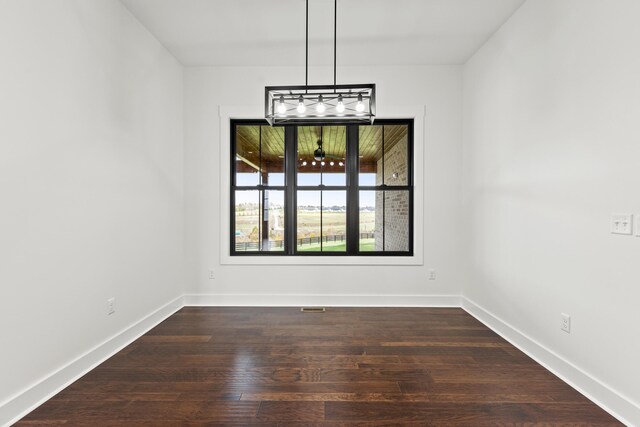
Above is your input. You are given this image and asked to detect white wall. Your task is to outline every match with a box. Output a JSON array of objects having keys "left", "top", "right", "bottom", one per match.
[
  {"left": 8, "top": 0, "right": 638, "bottom": 423},
  {"left": 184, "top": 65, "right": 463, "bottom": 301},
  {"left": 0, "top": 0, "right": 184, "bottom": 418},
  {"left": 463, "top": 0, "right": 640, "bottom": 421}
]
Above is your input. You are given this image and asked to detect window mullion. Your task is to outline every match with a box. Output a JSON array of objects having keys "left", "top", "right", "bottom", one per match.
[
  {"left": 346, "top": 125, "right": 359, "bottom": 254},
  {"left": 284, "top": 125, "right": 297, "bottom": 255}
]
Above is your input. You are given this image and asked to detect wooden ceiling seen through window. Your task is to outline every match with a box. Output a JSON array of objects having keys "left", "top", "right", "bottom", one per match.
[{"left": 235, "top": 124, "right": 407, "bottom": 174}]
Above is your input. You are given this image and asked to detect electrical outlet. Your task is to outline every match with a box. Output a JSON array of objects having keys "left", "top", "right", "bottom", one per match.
[
  {"left": 208, "top": 269, "right": 215, "bottom": 279},
  {"left": 611, "top": 213, "right": 633, "bottom": 235},
  {"left": 561, "top": 313, "right": 571, "bottom": 333},
  {"left": 107, "top": 297, "right": 116, "bottom": 315},
  {"left": 428, "top": 269, "right": 436, "bottom": 280}
]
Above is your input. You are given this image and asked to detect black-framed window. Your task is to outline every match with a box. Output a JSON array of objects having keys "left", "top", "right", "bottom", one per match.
[{"left": 231, "top": 119, "right": 413, "bottom": 256}]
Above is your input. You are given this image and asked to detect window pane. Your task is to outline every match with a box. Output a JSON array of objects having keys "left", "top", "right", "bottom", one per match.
[
  {"left": 359, "top": 190, "right": 376, "bottom": 251},
  {"left": 234, "top": 190, "right": 284, "bottom": 252},
  {"left": 358, "top": 125, "right": 380, "bottom": 186},
  {"left": 297, "top": 190, "right": 346, "bottom": 252},
  {"left": 358, "top": 124, "right": 409, "bottom": 186},
  {"left": 383, "top": 125, "right": 408, "bottom": 186},
  {"left": 321, "top": 191, "right": 346, "bottom": 252},
  {"left": 262, "top": 126, "right": 285, "bottom": 185},
  {"left": 265, "top": 191, "right": 285, "bottom": 251},
  {"left": 297, "top": 125, "right": 346, "bottom": 186},
  {"left": 235, "top": 125, "right": 285, "bottom": 186},
  {"left": 359, "top": 190, "right": 409, "bottom": 252},
  {"left": 297, "top": 191, "right": 321, "bottom": 251},
  {"left": 384, "top": 190, "right": 409, "bottom": 251},
  {"left": 236, "top": 126, "right": 260, "bottom": 186}
]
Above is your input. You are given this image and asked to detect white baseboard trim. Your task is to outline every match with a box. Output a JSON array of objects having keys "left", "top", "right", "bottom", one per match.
[
  {"left": 183, "top": 293, "right": 462, "bottom": 307},
  {"left": 4, "top": 294, "right": 637, "bottom": 426},
  {"left": 0, "top": 295, "right": 184, "bottom": 427},
  {"left": 462, "top": 297, "right": 639, "bottom": 426}
]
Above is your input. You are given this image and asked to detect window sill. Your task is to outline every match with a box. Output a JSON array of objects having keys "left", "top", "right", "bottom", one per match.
[{"left": 221, "top": 255, "right": 422, "bottom": 266}]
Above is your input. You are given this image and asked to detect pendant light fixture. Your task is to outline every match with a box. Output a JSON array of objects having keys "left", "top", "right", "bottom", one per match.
[{"left": 265, "top": 0, "right": 376, "bottom": 125}]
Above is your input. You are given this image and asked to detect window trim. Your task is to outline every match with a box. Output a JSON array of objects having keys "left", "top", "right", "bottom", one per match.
[{"left": 219, "top": 105, "right": 425, "bottom": 266}]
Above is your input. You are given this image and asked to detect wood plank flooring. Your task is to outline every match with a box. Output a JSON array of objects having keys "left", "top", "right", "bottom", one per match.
[{"left": 15, "top": 307, "right": 622, "bottom": 426}]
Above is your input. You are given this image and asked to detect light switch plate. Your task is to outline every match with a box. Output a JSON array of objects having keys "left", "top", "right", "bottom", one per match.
[{"left": 611, "top": 213, "right": 633, "bottom": 235}]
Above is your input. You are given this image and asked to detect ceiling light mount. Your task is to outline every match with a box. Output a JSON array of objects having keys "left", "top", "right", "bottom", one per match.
[{"left": 265, "top": 0, "right": 376, "bottom": 125}]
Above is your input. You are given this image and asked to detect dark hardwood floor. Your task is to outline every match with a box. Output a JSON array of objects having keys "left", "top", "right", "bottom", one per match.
[{"left": 16, "top": 307, "right": 621, "bottom": 426}]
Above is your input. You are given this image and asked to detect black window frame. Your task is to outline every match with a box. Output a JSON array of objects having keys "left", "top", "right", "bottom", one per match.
[{"left": 230, "top": 118, "right": 414, "bottom": 256}]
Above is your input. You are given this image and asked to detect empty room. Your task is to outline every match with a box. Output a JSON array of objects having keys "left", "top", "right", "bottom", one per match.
[{"left": 1, "top": 0, "right": 639, "bottom": 425}]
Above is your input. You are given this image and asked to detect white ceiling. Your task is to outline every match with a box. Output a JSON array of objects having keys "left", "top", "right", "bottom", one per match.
[{"left": 120, "top": 0, "right": 525, "bottom": 67}]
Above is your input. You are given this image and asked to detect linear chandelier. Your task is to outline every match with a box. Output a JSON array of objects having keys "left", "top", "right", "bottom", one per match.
[{"left": 265, "top": 0, "right": 376, "bottom": 125}]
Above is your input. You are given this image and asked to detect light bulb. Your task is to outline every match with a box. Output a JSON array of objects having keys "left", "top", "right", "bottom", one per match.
[
  {"left": 355, "top": 93, "right": 365, "bottom": 113},
  {"left": 339, "top": 161, "right": 344, "bottom": 167},
  {"left": 302, "top": 161, "right": 307, "bottom": 166},
  {"left": 330, "top": 161, "right": 334, "bottom": 166},
  {"left": 321, "top": 161, "right": 325, "bottom": 166},
  {"left": 311, "top": 161, "right": 316, "bottom": 166},
  {"left": 296, "top": 96, "right": 306, "bottom": 114},
  {"left": 316, "top": 95, "right": 326, "bottom": 113},
  {"left": 336, "top": 95, "right": 345, "bottom": 113},
  {"left": 277, "top": 96, "right": 286, "bottom": 114}
]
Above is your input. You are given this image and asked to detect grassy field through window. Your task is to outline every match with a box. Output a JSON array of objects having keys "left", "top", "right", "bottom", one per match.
[
  {"left": 297, "top": 239, "right": 375, "bottom": 252},
  {"left": 235, "top": 207, "right": 376, "bottom": 252}
]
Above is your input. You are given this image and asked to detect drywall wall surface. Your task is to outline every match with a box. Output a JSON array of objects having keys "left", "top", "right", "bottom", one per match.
[
  {"left": 0, "top": 0, "right": 184, "bottom": 414},
  {"left": 463, "top": 0, "right": 640, "bottom": 417},
  {"left": 184, "top": 65, "right": 463, "bottom": 298}
]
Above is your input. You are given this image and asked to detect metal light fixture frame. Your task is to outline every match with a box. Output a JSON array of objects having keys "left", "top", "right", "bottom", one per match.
[
  {"left": 265, "top": 0, "right": 376, "bottom": 126},
  {"left": 265, "top": 84, "right": 375, "bottom": 125}
]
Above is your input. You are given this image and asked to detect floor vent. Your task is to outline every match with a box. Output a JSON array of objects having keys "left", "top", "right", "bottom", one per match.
[{"left": 300, "top": 307, "right": 326, "bottom": 313}]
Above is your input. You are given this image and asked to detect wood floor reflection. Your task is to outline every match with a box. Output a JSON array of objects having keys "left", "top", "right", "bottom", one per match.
[{"left": 16, "top": 307, "right": 622, "bottom": 426}]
